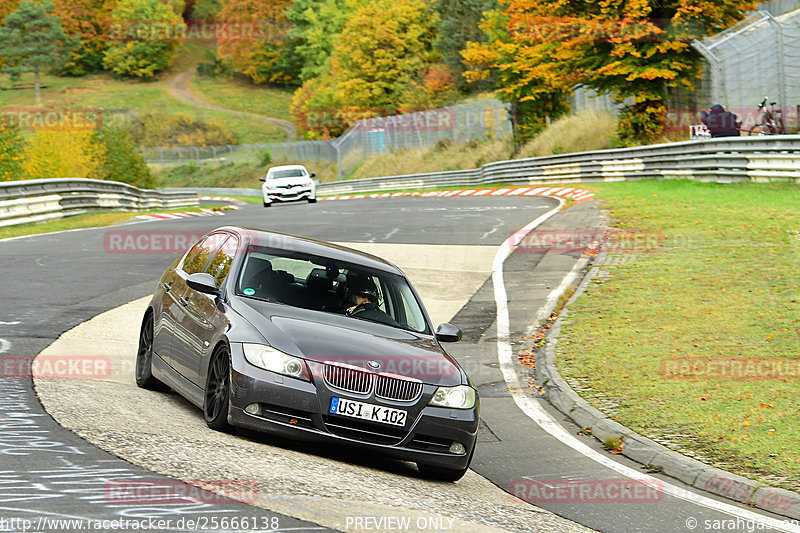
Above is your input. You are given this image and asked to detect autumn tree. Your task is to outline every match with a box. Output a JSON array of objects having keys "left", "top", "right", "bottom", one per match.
[
  {"left": 102, "top": 0, "right": 186, "bottom": 78},
  {"left": 0, "top": 0, "right": 78, "bottom": 104},
  {"left": 462, "top": 5, "right": 571, "bottom": 144},
  {"left": 333, "top": 0, "right": 440, "bottom": 112},
  {"left": 466, "top": 0, "right": 758, "bottom": 142},
  {"left": 0, "top": 0, "right": 22, "bottom": 23},
  {"left": 216, "top": 0, "right": 299, "bottom": 85},
  {"left": 53, "top": 0, "right": 115, "bottom": 75}
]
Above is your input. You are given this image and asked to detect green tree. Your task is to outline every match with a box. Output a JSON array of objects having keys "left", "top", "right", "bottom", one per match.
[
  {"left": 285, "top": 0, "right": 351, "bottom": 82},
  {"left": 0, "top": 0, "right": 78, "bottom": 104},
  {"left": 93, "top": 127, "right": 155, "bottom": 188},
  {"left": 433, "top": 0, "right": 497, "bottom": 91},
  {"left": 102, "top": 0, "right": 186, "bottom": 78}
]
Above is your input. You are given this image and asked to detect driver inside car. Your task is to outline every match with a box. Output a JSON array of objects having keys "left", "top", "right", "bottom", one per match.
[{"left": 345, "top": 276, "right": 400, "bottom": 327}]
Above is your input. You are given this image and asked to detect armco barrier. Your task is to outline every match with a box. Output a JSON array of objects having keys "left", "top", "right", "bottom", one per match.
[
  {"left": 0, "top": 178, "right": 198, "bottom": 228},
  {"left": 315, "top": 136, "right": 800, "bottom": 195}
]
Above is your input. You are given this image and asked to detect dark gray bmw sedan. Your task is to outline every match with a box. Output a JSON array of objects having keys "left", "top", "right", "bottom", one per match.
[{"left": 136, "top": 226, "right": 479, "bottom": 480}]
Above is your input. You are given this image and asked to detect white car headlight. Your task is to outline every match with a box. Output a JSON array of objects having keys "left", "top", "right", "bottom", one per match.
[
  {"left": 242, "top": 344, "right": 309, "bottom": 381},
  {"left": 428, "top": 385, "right": 476, "bottom": 409}
]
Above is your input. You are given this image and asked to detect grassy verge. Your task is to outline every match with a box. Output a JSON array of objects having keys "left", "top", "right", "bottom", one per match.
[
  {"left": 0, "top": 71, "right": 285, "bottom": 144},
  {"left": 556, "top": 180, "right": 800, "bottom": 491},
  {"left": 189, "top": 74, "right": 294, "bottom": 121},
  {"left": 0, "top": 205, "right": 225, "bottom": 241}
]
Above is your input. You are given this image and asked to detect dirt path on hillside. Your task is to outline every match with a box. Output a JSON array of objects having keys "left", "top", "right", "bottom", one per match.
[{"left": 166, "top": 66, "right": 297, "bottom": 141}]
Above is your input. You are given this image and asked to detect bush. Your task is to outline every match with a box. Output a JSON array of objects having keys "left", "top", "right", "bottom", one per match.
[
  {"left": 259, "top": 150, "right": 272, "bottom": 166},
  {"left": 22, "top": 129, "right": 100, "bottom": 180},
  {"left": 617, "top": 101, "right": 667, "bottom": 144},
  {"left": 129, "top": 110, "right": 237, "bottom": 147},
  {"left": 0, "top": 124, "right": 24, "bottom": 181},
  {"left": 93, "top": 127, "right": 155, "bottom": 188}
]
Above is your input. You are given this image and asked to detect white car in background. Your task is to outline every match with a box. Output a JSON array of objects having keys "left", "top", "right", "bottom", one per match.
[{"left": 260, "top": 165, "right": 317, "bottom": 207}]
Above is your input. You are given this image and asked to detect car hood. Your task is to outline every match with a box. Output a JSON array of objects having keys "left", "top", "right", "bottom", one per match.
[
  {"left": 230, "top": 298, "right": 464, "bottom": 386},
  {"left": 264, "top": 176, "right": 312, "bottom": 187}
]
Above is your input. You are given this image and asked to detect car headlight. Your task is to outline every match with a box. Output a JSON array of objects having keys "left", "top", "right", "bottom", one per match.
[
  {"left": 242, "top": 344, "right": 310, "bottom": 381},
  {"left": 428, "top": 385, "right": 476, "bottom": 409}
]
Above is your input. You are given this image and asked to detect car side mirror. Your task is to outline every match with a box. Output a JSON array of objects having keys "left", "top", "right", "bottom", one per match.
[
  {"left": 435, "top": 323, "right": 462, "bottom": 343},
  {"left": 186, "top": 273, "right": 220, "bottom": 296},
  {"left": 259, "top": 177, "right": 266, "bottom": 182},
  {"left": 310, "top": 173, "right": 316, "bottom": 178}
]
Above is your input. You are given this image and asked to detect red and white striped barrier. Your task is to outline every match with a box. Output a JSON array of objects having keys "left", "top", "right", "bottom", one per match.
[
  {"left": 135, "top": 208, "right": 230, "bottom": 221},
  {"left": 320, "top": 187, "right": 594, "bottom": 202},
  {"left": 199, "top": 196, "right": 248, "bottom": 206}
]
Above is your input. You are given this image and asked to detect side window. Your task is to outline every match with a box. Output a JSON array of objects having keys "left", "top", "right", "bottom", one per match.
[
  {"left": 181, "top": 234, "right": 226, "bottom": 275},
  {"left": 206, "top": 236, "right": 238, "bottom": 286}
]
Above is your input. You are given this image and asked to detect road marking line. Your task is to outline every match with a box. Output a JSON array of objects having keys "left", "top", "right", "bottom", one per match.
[{"left": 492, "top": 204, "right": 800, "bottom": 532}]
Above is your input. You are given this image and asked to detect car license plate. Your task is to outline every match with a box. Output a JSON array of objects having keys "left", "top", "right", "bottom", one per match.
[{"left": 330, "top": 397, "right": 407, "bottom": 427}]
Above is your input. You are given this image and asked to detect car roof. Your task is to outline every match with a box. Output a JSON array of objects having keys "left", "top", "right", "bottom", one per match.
[
  {"left": 267, "top": 165, "right": 308, "bottom": 172},
  {"left": 216, "top": 226, "right": 404, "bottom": 275}
]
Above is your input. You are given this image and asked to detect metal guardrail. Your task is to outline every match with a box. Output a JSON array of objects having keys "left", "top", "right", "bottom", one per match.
[
  {"left": 316, "top": 136, "right": 800, "bottom": 195},
  {"left": 0, "top": 178, "right": 198, "bottom": 228}
]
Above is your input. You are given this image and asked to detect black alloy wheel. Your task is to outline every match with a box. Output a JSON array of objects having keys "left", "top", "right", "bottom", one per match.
[{"left": 204, "top": 345, "right": 233, "bottom": 432}]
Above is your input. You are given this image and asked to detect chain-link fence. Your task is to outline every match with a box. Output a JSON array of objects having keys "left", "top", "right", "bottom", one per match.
[
  {"left": 691, "top": 7, "right": 800, "bottom": 131},
  {"left": 139, "top": 100, "right": 511, "bottom": 179}
]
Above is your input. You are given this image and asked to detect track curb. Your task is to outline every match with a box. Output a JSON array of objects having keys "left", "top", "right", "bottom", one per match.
[{"left": 533, "top": 249, "right": 800, "bottom": 521}]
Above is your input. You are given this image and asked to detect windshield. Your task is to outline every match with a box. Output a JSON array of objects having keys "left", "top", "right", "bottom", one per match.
[
  {"left": 269, "top": 169, "right": 307, "bottom": 179},
  {"left": 236, "top": 247, "right": 429, "bottom": 334}
]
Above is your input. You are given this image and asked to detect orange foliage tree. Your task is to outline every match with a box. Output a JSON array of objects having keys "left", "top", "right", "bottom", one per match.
[
  {"left": 464, "top": 0, "right": 759, "bottom": 142},
  {"left": 216, "top": 0, "right": 298, "bottom": 85}
]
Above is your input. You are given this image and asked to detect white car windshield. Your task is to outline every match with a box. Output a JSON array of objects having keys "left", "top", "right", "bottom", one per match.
[{"left": 269, "top": 169, "right": 306, "bottom": 179}]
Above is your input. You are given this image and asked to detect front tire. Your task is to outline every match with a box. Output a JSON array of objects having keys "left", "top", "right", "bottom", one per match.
[
  {"left": 204, "top": 345, "right": 233, "bottom": 432},
  {"left": 263, "top": 201, "right": 271, "bottom": 208},
  {"left": 135, "top": 313, "right": 168, "bottom": 391},
  {"left": 308, "top": 197, "right": 317, "bottom": 204}
]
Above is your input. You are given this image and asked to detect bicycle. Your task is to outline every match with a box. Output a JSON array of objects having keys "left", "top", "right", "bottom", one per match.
[{"left": 748, "top": 97, "right": 786, "bottom": 135}]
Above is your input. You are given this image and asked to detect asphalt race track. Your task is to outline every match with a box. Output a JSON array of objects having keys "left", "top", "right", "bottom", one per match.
[{"left": 1, "top": 196, "right": 798, "bottom": 533}]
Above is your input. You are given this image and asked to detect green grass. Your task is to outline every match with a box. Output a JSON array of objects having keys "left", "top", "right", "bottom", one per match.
[
  {"left": 0, "top": 204, "right": 225, "bottom": 241},
  {"left": 189, "top": 73, "right": 295, "bottom": 121},
  {"left": 0, "top": 70, "right": 285, "bottom": 144},
  {"left": 556, "top": 180, "right": 800, "bottom": 491}
]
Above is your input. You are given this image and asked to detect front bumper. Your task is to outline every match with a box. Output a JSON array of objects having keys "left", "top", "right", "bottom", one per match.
[
  {"left": 228, "top": 344, "right": 479, "bottom": 469},
  {"left": 263, "top": 187, "right": 314, "bottom": 203}
]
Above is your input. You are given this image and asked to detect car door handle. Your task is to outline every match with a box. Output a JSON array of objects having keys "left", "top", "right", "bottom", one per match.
[{"left": 179, "top": 296, "right": 190, "bottom": 306}]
